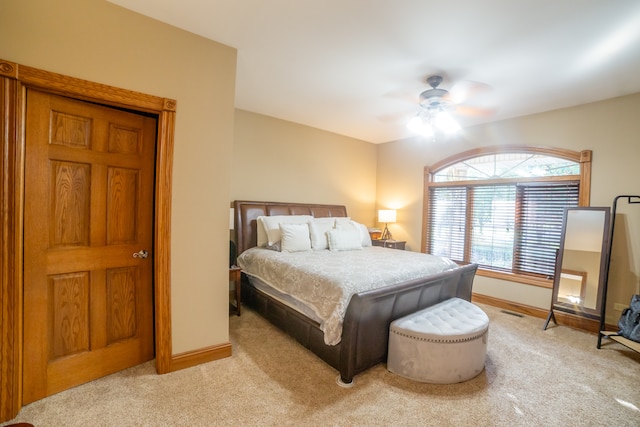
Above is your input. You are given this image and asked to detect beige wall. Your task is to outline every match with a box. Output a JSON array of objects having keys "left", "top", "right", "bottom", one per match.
[
  {"left": 1, "top": 0, "right": 237, "bottom": 354},
  {"left": 231, "top": 110, "right": 378, "bottom": 225},
  {"left": 377, "top": 93, "right": 640, "bottom": 323}
]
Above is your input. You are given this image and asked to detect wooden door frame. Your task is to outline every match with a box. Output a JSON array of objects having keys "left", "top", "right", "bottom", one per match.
[{"left": 0, "top": 59, "right": 174, "bottom": 421}]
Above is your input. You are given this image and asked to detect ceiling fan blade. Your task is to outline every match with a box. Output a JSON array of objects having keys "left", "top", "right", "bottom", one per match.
[
  {"left": 453, "top": 105, "right": 497, "bottom": 117},
  {"left": 448, "top": 80, "right": 492, "bottom": 104}
]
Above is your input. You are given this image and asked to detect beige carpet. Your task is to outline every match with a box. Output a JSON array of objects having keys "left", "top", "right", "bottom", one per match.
[{"left": 3, "top": 304, "right": 640, "bottom": 426}]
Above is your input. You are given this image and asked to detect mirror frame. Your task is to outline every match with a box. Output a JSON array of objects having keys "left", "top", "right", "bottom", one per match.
[{"left": 550, "top": 207, "right": 611, "bottom": 320}]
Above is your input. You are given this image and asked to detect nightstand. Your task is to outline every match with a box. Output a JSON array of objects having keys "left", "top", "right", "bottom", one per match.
[
  {"left": 229, "top": 266, "right": 242, "bottom": 316},
  {"left": 371, "top": 239, "right": 406, "bottom": 250}
]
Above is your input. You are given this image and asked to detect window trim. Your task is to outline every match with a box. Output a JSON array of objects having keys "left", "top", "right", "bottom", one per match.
[{"left": 422, "top": 145, "right": 592, "bottom": 288}]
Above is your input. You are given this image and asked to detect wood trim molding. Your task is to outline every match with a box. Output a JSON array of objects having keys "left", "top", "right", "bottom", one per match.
[
  {"left": 579, "top": 149, "right": 592, "bottom": 206},
  {"left": 170, "top": 343, "right": 232, "bottom": 373},
  {"left": 15, "top": 62, "right": 169, "bottom": 113},
  {"left": 0, "top": 60, "right": 17, "bottom": 79},
  {"left": 420, "top": 166, "right": 431, "bottom": 254},
  {"left": 0, "top": 67, "right": 22, "bottom": 423},
  {"left": 478, "top": 269, "right": 553, "bottom": 289},
  {"left": 154, "top": 109, "right": 175, "bottom": 374},
  {"left": 472, "top": 293, "right": 614, "bottom": 333},
  {"left": 0, "top": 58, "right": 175, "bottom": 422},
  {"left": 428, "top": 145, "right": 584, "bottom": 172},
  {"left": 472, "top": 293, "right": 547, "bottom": 317}
]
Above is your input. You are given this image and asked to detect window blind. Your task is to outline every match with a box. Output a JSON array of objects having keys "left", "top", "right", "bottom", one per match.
[
  {"left": 428, "top": 181, "right": 579, "bottom": 277},
  {"left": 469, "top": 185, "right": 516, "bottom": 271},
  {"left": 513, "top": 182, "right": 579, "bottom": 277},
  {"left": 428, "top": 187, "right": 467, "bottom": 262}
]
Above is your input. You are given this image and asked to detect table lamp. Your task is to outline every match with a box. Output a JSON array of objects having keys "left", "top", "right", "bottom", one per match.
[{"left": 378, "top": 209, "right": 396, "bottom": 240}]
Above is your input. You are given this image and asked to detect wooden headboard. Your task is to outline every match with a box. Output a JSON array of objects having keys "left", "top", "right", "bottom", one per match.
[{"left": 233, "top": 200, "right": 348, "bottom": 254}]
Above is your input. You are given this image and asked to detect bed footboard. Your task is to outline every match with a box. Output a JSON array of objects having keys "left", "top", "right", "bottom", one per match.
[{"left": 338, "top": 263, "right": 478, "bottom": 384}]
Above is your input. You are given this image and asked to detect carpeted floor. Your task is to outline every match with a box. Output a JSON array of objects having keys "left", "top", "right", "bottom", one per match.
[{"left": 3, "top": 303, "right": 639, "bottom": 426}]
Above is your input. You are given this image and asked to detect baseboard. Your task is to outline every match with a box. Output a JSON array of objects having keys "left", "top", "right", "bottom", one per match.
[
  {"left": 169, "top": 342, "right": 232, "bottom": 373},
  {"left": 471, "top": 293, "right": 615, "bottom": 334},
  {"left": 166, "top": 294, "right": 612, "bottom": 374}
]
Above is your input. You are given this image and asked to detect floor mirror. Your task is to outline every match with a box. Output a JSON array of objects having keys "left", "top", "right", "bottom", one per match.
[{"left": 544, "top": 207, "right": 611, "bottom": 329}]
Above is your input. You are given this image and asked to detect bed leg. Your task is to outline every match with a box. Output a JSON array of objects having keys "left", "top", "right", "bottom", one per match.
[{"left": 336, "top": 375, "right": 355, "bottom": 388}]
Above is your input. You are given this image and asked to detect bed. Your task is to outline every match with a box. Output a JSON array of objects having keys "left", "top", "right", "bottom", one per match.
[{"left": 234, "top": 200, "right": 478, "bottom": 386}]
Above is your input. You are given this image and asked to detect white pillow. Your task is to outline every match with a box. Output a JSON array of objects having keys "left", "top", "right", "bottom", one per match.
[
  {"left": 280, "top": 223, "right": 312, "bottom": 252},
  {"left": 351, "top": 220, "right": 372, "bottom": 247},
  {"left": 308, "top": 217, "right": 336, "bottom": 250},
  {"left": 257, "top": 215, "right": 314, "bottom": 246},
  {"left": 336, "top": 220, "right": 372, "bottom": 247},
  {"left": 334, "top": 217, "right": 352, "bottom": 227},
  {"left": 326, "top": 227, "right": 363, "bottom": 251}
]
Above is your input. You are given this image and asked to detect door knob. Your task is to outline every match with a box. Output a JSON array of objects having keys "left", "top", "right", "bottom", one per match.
[{"left": 133, "top": 249, "right": 149, "bottom": 259}]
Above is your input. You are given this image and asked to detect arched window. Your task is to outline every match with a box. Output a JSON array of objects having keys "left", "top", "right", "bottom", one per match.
[{"left": 423, "top": 146, "right": 591, "bottom": 287}]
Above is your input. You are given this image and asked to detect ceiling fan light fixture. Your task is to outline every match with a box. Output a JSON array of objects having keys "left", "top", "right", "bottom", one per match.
[
  {"left": 407, "top": 108, "right": 459, "bottom": 137},
  {"left": 434, "top": 111, "right": 461, "bottom": 134},
  {"left": 407, "top": 113, "right": 434, "bottom": 137},
  {"left": 408, "top": 75, "right": 465, "bottom": 138}
]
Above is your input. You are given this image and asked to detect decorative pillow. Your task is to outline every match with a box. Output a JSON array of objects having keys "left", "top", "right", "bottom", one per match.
[
  {"left": 326, "top": 227, "right": 363, "bottom": 251},
  {"left": 280, "top": 223, "right": 312, "bottom": 252},
  {"left": 308, "top": 217, "right": 336, "bottom": 250},
  {"left": 265, "top": 241, "right": 281, "bottom": 252},
  {"left": 257, "top": 215, "right": 314, "bottom": 247}
]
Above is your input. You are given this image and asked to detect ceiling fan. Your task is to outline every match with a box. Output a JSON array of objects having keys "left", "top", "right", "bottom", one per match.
[
  {"left": 408, "top": 75, "right": 495, "bottom": 137},
  {"left": 419, "top": 75, "right": 494, "bottom": 116}
]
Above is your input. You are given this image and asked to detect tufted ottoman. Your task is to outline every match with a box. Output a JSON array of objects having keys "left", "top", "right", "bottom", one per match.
[{"left": 387, "top": 297, "right": 489, "bottom": 384}]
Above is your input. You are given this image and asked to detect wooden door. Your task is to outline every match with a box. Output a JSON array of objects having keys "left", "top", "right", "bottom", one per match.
[{"left": 23, "top": 90, "right": 156, "bottom": 403}]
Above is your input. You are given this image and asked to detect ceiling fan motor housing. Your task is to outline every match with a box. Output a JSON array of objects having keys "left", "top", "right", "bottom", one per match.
[
  {"left": 419, "top": 75, "right": 450, "bottom": 109},
  {"left": 419, "top": 88, "right": 449, "bottom": 108}
]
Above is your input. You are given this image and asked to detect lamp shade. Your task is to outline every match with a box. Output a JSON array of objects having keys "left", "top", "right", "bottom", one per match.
[
  {"left": 229, "top": 207, "right": 235, "bottom": 230},
  {"left": 378, "top": 209, "right": 397, "bottom": 223}
]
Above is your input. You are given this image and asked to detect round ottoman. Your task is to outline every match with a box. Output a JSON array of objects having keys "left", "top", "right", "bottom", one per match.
[{"left": 387, "top": 297, "right": 489, "bottom": 384}]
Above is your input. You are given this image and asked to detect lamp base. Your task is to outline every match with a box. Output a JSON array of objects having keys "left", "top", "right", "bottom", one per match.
[{"left": 380, "top": 224, "right": 393, "bottom": 241}]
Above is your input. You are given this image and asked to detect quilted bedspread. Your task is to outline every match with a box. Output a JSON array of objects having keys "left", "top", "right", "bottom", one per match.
[{"left": 237, "top": 246, "right": 458, "bottom": 345}]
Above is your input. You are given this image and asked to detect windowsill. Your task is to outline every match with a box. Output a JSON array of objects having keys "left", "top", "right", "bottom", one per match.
[{"left": 477, "top": 268, "right": 553, "bottom": 289}]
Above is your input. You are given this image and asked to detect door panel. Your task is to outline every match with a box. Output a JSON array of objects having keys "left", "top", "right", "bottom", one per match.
[
  {"left": 50, "top": 160, "right": 91, "bottom": 246},
  {"left": 107, "top": 167, "right": 139, "bottom": 244},
  {"left": 49, "top": 271, "right": 91, "bottom": 359},
  {"left": 105, "top": 266, "right": 138, "bottom": 344},
  {"left": 23, "top": 90, "right": 156, "bottom": 404}
]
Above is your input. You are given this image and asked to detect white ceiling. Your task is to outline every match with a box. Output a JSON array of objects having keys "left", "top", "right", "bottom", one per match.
[{"left": 107, "top": 0, "right": 640, "bottom": 143}]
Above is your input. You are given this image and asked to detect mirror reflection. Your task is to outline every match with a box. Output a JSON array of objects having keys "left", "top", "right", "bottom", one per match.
[
  {"left": 557, "top": 209, "right": 608, "bottom": 312},
  {"left": 545, "top": 207, "right": 610, "bottom": 328},
  {"left": 557, "top": 270, "right": 587, "bottom": 305}
]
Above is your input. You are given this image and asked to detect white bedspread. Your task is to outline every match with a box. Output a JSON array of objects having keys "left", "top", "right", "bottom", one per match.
[{"left": 237, "top": 246, "right": 458, "bottom": 345}]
